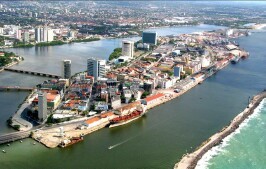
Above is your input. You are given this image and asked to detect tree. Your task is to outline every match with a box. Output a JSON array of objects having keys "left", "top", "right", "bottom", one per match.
[
  {"left": 13, "top": 125, "right": 20, "bottom": 130},
  {"left": 109, "top": 48, "right": 122, "bottom": 60},
  {"left": 141, "top": 91, "right": 150, "bottom": 99}
]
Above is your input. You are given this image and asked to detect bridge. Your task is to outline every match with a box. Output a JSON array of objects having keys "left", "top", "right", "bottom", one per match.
[
  {"left": 0, "top": 86, "right": 34, "bottom": 92},
  {"left": 4, "top": 68, "right": 61, "bottom": 78},
  {"left": 0, "top": 131, "right": 31, "bottom": 145}
]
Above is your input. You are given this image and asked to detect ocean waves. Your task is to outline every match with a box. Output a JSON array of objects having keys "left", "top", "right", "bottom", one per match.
[{"left": 195, "top": 99, "right": 266, "bottom": 169}]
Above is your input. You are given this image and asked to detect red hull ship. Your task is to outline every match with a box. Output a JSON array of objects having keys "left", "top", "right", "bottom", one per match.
[{"left": 109, "top": 110, "right": 144, "bottom": 128}]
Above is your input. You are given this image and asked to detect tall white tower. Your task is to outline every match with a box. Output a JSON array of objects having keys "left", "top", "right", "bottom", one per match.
[
  {"left": 87, "top": 58, "right": 106, "bottom": 80},
  {"left": 122, "top": 40, "right": 134, "bottom": 58},
  {"left": 38, "top": 92, "right": 47, "bottom": 121}
]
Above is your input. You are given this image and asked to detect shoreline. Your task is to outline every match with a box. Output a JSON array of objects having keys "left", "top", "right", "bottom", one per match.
[{"left": 174, "top": 91, "right": 266, "bottom": 169}]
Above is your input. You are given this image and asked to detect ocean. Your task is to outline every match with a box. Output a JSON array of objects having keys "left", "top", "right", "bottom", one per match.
[{"left": 196, "top": 99, "right": 266, "bottom": 169}]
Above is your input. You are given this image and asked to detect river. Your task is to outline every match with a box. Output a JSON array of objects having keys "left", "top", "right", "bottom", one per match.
[{"left": 1, "top": 24, "right": 265, "bottom": 169}]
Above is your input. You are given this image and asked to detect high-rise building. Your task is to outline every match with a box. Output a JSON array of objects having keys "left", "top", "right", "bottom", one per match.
[
  {"left": 142, "top": 31, "right": 157, "bottom": 45},
  {"left": 43, "top": 27, "right": 48, "bottom": 42},
  {"left": 62, "top": 60, "right": 71, "bottom": 79},
  {"left": 23, "top": 31, "right": 30, "bottom": 43},
  {"left": 15, "top": 29, "right": 22, "bottom": 40},
  {"left": 38, "top": 92, "right": 47, "bottom": 121},
  {"left": 87, "top": 58, "right": 106, "bottom": 80},
  {"left": 35, "top": 27, "right": 54, "bottom": 43},
  {"left": 47, "top": 29, "right": 54, "bottom": 42},
  {"left": 122, "top": 40, "right": 134, "bottom": 58},
  {"left": 174, "top": 66, "right": 183, "bottom": 78},
  {"left": 35, "top": 27, "right": 41, "bottom": 42}
]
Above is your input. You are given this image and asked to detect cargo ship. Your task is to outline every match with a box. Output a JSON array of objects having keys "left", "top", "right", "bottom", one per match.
[
  {"left": 59, "top": 136, "right": 83, "bottom": 148},
  {"left": 109, "top": 110, "right": 145, "bottom": 128}
]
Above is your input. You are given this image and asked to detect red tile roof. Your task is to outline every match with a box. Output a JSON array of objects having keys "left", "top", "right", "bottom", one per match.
[{"left": 145, "top": 93, "right": 164, "bottom": 102}]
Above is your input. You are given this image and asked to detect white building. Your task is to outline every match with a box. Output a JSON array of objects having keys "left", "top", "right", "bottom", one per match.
[
  {"left": 0, "top": 27, "right": 3, "bottom": 35},
  {"left": 15, "top": 29, "right": 22, "bottom": 40},
  {"left": 87, "top": 58, "right": 106, "bottom": 80},
  {"left": 47, "top": 29, "right": 54, "bottom": 42},
  {"left": 35, "top": 27, "right": 54, "bottom": 43},
  {"left": 122, "top": 40, "right": 134, "bottom": 58},
  {"left": 23, "top": 31, "right": 30, "bottom": 43},
  {"left": 38, "top": 92, "right": 47, "bottom": 121},
  {"left": 62, "top": 60, "right": 71, "bottom": 79}
]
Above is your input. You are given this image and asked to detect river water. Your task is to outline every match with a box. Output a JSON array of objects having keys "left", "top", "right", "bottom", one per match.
[
  {"left": 0, "top": 24, "right": 265, "bottom": 169},
  {"left": 195, "top": 30, "right": 266, "bottom": 169}
]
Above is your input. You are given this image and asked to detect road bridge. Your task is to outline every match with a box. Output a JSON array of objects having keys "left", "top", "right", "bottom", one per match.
[
  {"left": 4, "top": 68, "right": 61, "bottom": 78},
  {"left": 0, "top": 86, "right": 34, "bottom": 92},
  {"left": 0, "top": 131, "right": 31, "bottom": 145}
]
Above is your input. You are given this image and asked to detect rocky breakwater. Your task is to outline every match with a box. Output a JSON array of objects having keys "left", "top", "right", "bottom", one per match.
[{"left": 174, "top": 90, "right": 266, "bottom": 169}]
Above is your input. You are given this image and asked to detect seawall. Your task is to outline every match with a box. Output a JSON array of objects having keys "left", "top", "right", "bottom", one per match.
[{"left": 174, "top": 91, "right": 266, "bottom": 169}]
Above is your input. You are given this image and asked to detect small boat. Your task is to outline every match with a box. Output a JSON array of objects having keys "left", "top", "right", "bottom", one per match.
[
  {"left": 33, "top": 142, "right": 36, "bottom": 145},
  {"left": 20, "top": 140, "right": 23, "bottom": 143},
  {"left": 7, "top": 144, "right": 10, "bottom": 146},
  {"left": 2, "top": 150, "right": 6, "bottom": 153}
]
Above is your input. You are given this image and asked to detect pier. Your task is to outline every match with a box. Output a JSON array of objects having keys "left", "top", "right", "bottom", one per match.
[
  {"left": 4, "top": 68, "right": 61, "bottom": 78},
  {"left": 0, "top": 131, "right": 30, "bottom": 145},
  {"left": 0, "top": 86, "right": 34, "bottom": 92}
]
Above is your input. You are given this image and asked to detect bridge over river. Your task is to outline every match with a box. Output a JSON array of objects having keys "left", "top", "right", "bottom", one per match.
[
  {"left": 0, "top": 131, "right": 31, "bottom": 145},
  {"left": 4, "top": 68, "right": 61, "bottom": 78},
  {"left": 0, "top": 86, "right": 34, "bottom": 92}
]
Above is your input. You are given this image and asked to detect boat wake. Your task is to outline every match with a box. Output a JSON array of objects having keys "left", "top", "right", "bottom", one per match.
[
  {"left": 195, "top": 99, "right": 265, "bottom": 169},
  {"left": 108, "top": 138, "right": 132, "bottom": 150}
]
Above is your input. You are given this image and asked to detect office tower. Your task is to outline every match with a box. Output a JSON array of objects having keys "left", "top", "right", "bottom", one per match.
[
  {"left": 122, "top": 40, "right": 134, "bottom": 58},
  {"left": 35, "top": 27, "right": 41, "bottom": 42},
  {"left": 62, "top": 60, "right": 71, "bottom": 79},
  {"left": 142, "top": 31, "right": 157, "bottom": 45},
  {"left": 38, "top": 92, "right": 47, "bottom": 121},
  {"left": 87, "top": 58, "right": 106, "bottom": 80}
]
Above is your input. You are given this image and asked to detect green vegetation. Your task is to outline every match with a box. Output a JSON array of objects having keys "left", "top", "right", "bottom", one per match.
[
  {"left": 13, "top": 125, "right": 21, "bottom": 130},
  {"left": 109, "top": 48, "right": 122, "bottom": 61},
  {"left": 141, "top": 57, "right": 157, "bottom": 62},
  {"left": 113, "top": 61, "right": 128, "bottom": 69},
  {"left": 71, "top": 38, "right": 100, "bottom": 43},
  {"left": 13, "top": 42, "right": 34, "bottom": 48},
  {"left": 180, "top": 74, "right": 187, "bottom": 79},
  {"left": 6, "top": 117, "right": 12, "bottom": 125},
  {"left": 46, "top": 114, "right": 53, "bottom": 124},
  {"left": 141, "top": 91, "right": 150, "bottom": 99},
  {"left": 162, "top": 70, "right": 174, "bottom": 77},
  {"left": 0, "top": 51, "right": 17, "bottom": 67},
  {"left": 36, "top": 40, "right": 65, "bottom": 47},
  {"left": 129, "top": 97, "right": 136, "bottom": 103},
  {"left": 30, "top": 131, "right": 34, "bottom": 138}
]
